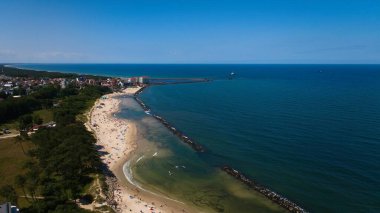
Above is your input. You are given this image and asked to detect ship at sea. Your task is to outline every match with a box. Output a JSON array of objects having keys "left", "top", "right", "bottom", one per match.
[{"left": 228, "top": 72, "right": 236, "bottom": 79}]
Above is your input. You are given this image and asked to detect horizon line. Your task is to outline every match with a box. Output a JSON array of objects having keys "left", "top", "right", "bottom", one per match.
[{"left": 2, "top": 62, "right": 380, "bottom": 65}]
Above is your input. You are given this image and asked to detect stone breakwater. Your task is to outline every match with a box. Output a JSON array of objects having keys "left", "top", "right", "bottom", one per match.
[
  {"left": 133, "top": 86, "right": 307, "bottom": 213},
  {"left": 222, "top": 166, "right": 308, "bottom": 213},
  {"left": 133, "top": 86, "right": 204, "bottom": 152}
]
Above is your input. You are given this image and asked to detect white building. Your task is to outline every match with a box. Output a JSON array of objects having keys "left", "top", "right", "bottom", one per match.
[
  {"left": 0, "top": 202, "right": 19, "bottom": 213},
  {"left": 60, "top": 79, "right": 67, "bottom": 89}
]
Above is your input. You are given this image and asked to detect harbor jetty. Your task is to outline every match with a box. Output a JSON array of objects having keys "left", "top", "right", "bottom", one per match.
[
  {"left": 121, "top": 76, "right": 210, "bottom": 87},
  {"left": 222, "top": 166, "right": 307, "bottom": 213},
  {"left": 133, "top": 86, "right": 205, "bottom": 152},
  {"left": 148, "top": 78, "right": 210, "bottom": 85}
]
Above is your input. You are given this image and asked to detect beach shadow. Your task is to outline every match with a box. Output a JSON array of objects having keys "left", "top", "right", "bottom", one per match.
[
  {"left": 100, "top": 162, "right": 116, "bottom": 177},
  {"left": 98, "top": 150, "right": 109, "bottom": 156},
  {"left": 95, "top": 144, "right": 105, "bottom": 150}
]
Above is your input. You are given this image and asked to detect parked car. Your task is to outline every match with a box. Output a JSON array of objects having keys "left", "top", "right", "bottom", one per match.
[{"left": 2, "top": 129, "right": 11, "bottom": 134}]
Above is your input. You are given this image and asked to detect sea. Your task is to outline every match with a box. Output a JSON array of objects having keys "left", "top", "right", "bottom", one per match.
[{"left": 12, "top": 64, "right": 380, "bottom": 212}]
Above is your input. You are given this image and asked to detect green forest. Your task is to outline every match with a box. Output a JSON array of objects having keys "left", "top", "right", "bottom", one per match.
[
  {"left": 1, "top": 65, "right": 106, "bottom": 80},
  {"left": 0, "top": 80, "right": 112, "bottom": 212}
]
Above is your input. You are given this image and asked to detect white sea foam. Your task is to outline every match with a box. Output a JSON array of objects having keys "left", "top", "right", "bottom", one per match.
[
  {"left": 136, "top": 155, "right": 144, "bottom": 163},
  {"left": 122, "top": 160, "right": 185, "bottom": 204}
]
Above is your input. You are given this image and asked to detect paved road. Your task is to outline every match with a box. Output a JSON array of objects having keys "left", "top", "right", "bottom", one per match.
[{"left": 0, "top": 133, "right": 19, "bottom": 139}]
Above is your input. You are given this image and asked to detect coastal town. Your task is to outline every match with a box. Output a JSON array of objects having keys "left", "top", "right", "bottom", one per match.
[
  {"left": 0, "top": 68, "right": 149, "bottom": 100},
  {"left": 0, "top": 66, "right": 149, "bottom": 138},
  {"left": 0, "top": 66, "right": 209, "bottom": 101}
]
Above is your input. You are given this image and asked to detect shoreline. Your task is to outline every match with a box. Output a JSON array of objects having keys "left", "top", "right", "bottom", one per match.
[
  {"left": 9, "top": 64, "right": 308, "bottom": 212},
  {"left": 85, "top": 87, "right": 195, "bottom": 213},
  {"left": 134, "top": 86, "right": 204, "bottom": 152},
  {"left": 134, "top": 86, "right": 308, "bottom": 213}
]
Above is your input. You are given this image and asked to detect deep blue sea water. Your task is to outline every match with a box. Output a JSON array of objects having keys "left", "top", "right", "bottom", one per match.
[{"left": 13, "top": 64, "right": 380, "bottom": 212}]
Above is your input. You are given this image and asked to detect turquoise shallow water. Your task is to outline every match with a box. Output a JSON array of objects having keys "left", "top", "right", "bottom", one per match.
[
  {"left": 14, "top": 64, "right": 380, "bottom": 212},
  {"left": 117, "top": 96, "right": 285, "bottom": 212}
]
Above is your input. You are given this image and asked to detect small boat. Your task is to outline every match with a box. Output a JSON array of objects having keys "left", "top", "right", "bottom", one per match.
[
  {"left": 228, "top": 72, "right": 236, "bottom": 79},
  {"left": 136, "top": 155, "right": 144, "bottom": 163}
]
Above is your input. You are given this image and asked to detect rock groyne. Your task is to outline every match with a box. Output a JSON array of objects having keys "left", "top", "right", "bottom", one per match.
[
  {"left": 133, "top": 86, "right": 204, "bottom": 152},
  {"left": 222, "top": 166, "right": 307, "bottom": 213},
  {"left": 133, "top": 86, "right": 308, "bottom": 213}
]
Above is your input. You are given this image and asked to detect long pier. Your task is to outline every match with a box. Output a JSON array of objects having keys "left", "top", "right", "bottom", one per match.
[
  {"left": 148, "top": 78, "right": 210, "bottom": 85},
  {"left": 133, "top": 86, "right": 307, "bottom": 213}
]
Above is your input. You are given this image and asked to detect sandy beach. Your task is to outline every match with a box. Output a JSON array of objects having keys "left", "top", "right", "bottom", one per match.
[{"left": 85, "top": 87, "right": 194, "bottom": 213}]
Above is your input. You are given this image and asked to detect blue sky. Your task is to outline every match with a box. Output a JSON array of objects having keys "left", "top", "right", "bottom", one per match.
[{"left": 0, "top": 0, "right": 379, "bottom": 63}]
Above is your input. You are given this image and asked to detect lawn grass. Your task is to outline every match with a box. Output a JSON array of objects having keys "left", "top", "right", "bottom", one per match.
[
  {"left": 0, "top": 119, "right": 19, "bottom": 131},
  {"left": 0, "top": 109, "right": 54, "bottom": 132},
  {"left": 0, "top": 137, "right": 33, "bottom": 208},
  {"left": 32, "top": 109, "right": 54, "bottom": 123}
]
